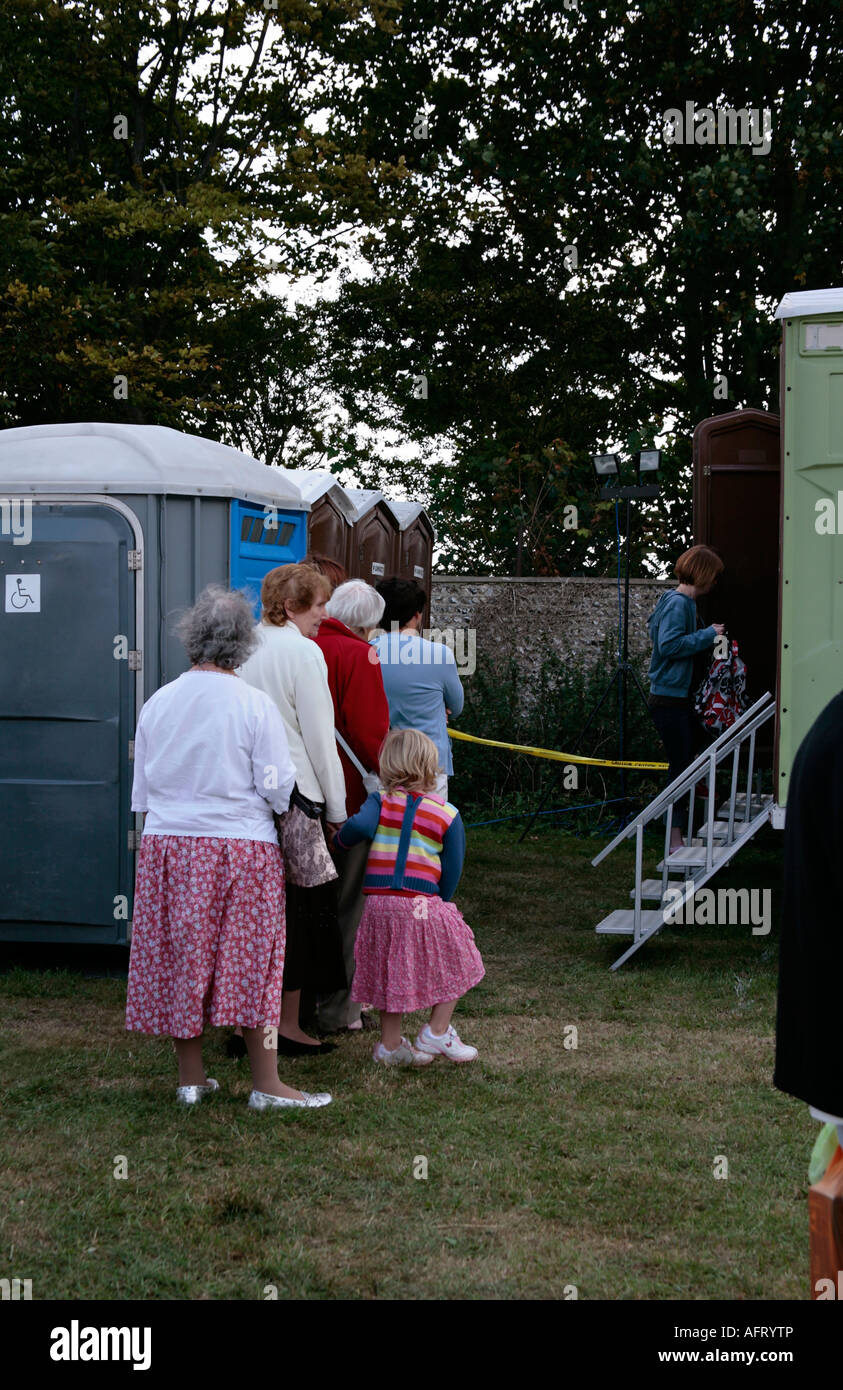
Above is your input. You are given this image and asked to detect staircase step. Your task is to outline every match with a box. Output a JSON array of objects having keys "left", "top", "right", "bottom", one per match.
[
  {"left": 631, "top": 878, "right": 672, "bottom": 901},
  {"left": 690, "top": 824, "right": 729, "bottom": 844},
  {"left": 717, "top": 794, "right": 773, "bottom": 819},
  {"left": 657, "top": 842, "right": 733, "bottom": 870},
  {"left": 662, "top": 824, "right": 730, "bottom": 850},
  {"left": 596, "top": 909, "right": 670, "bottom": 937}
]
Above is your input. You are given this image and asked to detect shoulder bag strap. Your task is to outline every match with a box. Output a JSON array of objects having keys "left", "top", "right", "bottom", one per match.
[{"left": 335, "top": 728, "right": 371, "bottom": 778}]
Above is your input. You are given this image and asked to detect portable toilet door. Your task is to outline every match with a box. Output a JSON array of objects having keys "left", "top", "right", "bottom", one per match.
[
  {"left": 774, "top": 288, "right": 843, "bottom": 808},
  {"left": 345, "top": 488, "right": 400, "bottom": 586},
  {"left": 692, "top": 408, "right": 781, "bottom": 708},
  {"left": 0, "top": 495, "right": 141, "bottom": 944},
  {"left": 229, "top": 495, "right": 307, "bottom": 614}
]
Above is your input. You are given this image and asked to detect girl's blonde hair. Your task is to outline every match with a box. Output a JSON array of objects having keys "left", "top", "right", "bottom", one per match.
[{"left": 379, "top": 728, "right": 439, "bottom": 794}]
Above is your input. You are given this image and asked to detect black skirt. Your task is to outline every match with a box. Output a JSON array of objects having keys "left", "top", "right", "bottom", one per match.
[
  {"left": 774, "top": 689, "right": 843, "bottom": 1116},
  {"left": 283, "top": 880, "right": 347, "bottom": 994}
]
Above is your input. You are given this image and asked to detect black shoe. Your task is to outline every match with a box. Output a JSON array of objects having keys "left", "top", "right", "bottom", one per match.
[
  {"left": 276, "top": 1035, "right": 337, "bottom": 1058},
  {"left": 319, "top": 1014, "right": 375, "bottom": 1036},
  {"left": 225, "top": 1033, "right": 248, "bottom": 1059}
]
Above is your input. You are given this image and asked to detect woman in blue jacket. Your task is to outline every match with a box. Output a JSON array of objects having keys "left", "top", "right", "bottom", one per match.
[{"left": 647, "top": 546, "right": 725, "bottom": 849}]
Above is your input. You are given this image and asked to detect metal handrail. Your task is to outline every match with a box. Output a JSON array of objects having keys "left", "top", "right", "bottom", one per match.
[
  {"left": 619, "top": 701, "right": 775, "bottom": 945},
  {"left": 591, "top": 691, "right": 774, "bottom": 868}
]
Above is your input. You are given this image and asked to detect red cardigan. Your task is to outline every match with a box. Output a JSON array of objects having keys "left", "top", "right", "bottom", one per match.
[{"left": 313, "top": 617, "right": 390, "bottom": 816}]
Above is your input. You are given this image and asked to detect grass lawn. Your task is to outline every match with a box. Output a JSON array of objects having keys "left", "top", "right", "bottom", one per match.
[{"left": 0, "top": 825, "right": 807, "bottom": 1301}]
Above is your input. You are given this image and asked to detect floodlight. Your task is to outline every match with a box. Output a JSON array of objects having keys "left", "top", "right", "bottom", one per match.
[
  {"left": 592, "top": 453, "right": 620, "bottom": 478},
  {"left": 636, "top": 449, "right": 661, "bottom": 477}
]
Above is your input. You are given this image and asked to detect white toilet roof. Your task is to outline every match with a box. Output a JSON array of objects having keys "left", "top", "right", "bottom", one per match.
[
  {"left": 276, "top": 469, "right": 357, "bottom": 522},
  {"left": 342, "top": 486, "right": 385, "bottom": 520},
  {"left": 383, "top": 499, "right": 426, "bottom": 530},
  {"left": 0, "top": 422, "right": 306, "bottom": 508},
  {"left": 775, "top": 288, "right": 843, "bottom": 319}
]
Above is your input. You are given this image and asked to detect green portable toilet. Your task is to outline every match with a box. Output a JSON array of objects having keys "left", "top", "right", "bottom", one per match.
[{"left": 775, "top": 288, "right": 843, "bottom": 812}]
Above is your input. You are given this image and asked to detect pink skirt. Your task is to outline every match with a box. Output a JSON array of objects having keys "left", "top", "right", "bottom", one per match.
[
  {"left": 351, "top": 894, "right": 485, "bottom": 1013},
  {"left": 126, "top": 835, "right": 285, "bottom": 1038}
]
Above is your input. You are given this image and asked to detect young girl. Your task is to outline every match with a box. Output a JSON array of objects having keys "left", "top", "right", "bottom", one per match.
[{"left": 333, "top": 728, "right": 484, "bottom": 1065}]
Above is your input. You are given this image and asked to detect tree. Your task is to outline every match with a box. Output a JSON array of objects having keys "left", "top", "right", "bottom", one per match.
[
  {"left": 316, "top": 0, "right": 843, "bottom": 573},
  {"left": 0, "top": 0, "right": 406, "bottom": 436}
]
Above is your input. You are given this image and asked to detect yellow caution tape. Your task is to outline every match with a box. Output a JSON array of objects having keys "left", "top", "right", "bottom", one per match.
[{"left": 448, "top": 728, "right": 668, "bottom": 771}]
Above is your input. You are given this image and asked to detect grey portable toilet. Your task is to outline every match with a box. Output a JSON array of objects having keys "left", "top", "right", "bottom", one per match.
[{"left": 0, "top": 422, "right": 307, "bottom": 946}]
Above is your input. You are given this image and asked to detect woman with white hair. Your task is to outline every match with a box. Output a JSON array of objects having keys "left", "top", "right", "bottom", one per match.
[
  {"left": 125, "top": 585, "right": 331, "bottom": 1112},
  {"left": 314, "top": 579, "right": 390, "bottom": 1034}
]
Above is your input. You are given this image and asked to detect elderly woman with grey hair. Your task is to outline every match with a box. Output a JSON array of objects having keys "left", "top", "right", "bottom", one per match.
[
  {"left": 314, "top": 579, "right": 390, "bottom": 1033},
  {"left": 125, "top": 585, "right": 332, "bottom": 1112}
]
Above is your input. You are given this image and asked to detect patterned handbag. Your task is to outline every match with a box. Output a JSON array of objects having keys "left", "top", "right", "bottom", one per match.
[
  {"left": 693, "top": 637, "right": 749, "bottom": 735},
  {"left": 273, "top": 805, "right": 338, "bottom": 888}
]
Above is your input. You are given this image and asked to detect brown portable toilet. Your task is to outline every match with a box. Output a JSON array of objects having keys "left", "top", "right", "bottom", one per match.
[
  {"left": 692, "top": 407, "right": 781, "bottom": 708},
  {"left": 384, "top": 499, "right": 435, "bottom": 628},
  {"left": 290, "top": 470, "right": 356, "bottom": 575},
  {"left": 344, "top": 487, "right": 400, "bottom": 587}
]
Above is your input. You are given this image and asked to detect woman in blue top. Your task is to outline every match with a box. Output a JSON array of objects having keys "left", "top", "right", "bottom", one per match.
[{"left": 647, "top": 546, "right": 725, "bottom": 850}]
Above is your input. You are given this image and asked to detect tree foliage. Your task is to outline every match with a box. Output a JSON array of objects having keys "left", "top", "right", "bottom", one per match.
[
  {"left": 2, "top": 1, "right": 841, "bottom": 575},
  {"left": 317, "top": 0, "right": 843, "bottom": 572},
  {"left": 0, "top": 0, "right": 405, "bottom": 432}
]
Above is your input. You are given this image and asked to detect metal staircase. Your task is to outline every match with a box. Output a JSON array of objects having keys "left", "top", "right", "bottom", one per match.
[{"left": 591, "top": 692, "right": 776, "bottom": 969}]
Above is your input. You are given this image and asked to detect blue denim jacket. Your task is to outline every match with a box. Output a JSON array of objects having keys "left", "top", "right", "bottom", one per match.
[{"left": 647, "top": 590, "right": 716, "bottom": 697}]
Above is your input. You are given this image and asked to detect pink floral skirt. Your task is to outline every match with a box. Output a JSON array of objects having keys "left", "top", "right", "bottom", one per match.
[
  {"left": 351, "top": 893, "right": 485, "bottom": 1014},
  {"left": 126, "top": 835, "right": 285, "bottom": 1039}
]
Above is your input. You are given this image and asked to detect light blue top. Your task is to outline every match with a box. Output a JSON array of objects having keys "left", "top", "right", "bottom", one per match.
[
  {"left": 372, "top": 631, "right": 465, "bottom": 774},
  {"left": 647, "top": 589, "right": 716, "bottom": 697}
]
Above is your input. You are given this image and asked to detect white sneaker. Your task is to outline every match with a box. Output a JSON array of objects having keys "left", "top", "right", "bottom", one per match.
[
  {"left": 414, "top": 1024, "right": 478, "bottom": 1063},
  {"left": 372, "top": 1037, "right": 433, "bottom": 1067}
]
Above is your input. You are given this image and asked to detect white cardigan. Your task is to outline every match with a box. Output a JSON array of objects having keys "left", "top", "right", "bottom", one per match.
[{"left": 238, "top": 621, "right": 347, "bottom": 823}]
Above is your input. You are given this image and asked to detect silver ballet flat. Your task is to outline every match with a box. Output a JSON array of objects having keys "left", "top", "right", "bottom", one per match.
[
  {"left": 176, "top": 1078, "right": 220, "bottom": 1106},
  {"left": 248, "top": 1089, "right": 332, "bottom": 1111}
]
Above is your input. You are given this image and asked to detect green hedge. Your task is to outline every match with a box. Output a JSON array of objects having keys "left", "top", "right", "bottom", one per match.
[{"left": 451, "top": 639, "right": 666, "bottom": 829}]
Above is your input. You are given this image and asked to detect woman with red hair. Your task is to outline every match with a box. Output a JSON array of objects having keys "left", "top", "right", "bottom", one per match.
[
  {"left": 239, "top": 564, "right": 347, "bottom": 1055},
  {"left": 647, "top": 546, "right": 725, "bottom": 849}
]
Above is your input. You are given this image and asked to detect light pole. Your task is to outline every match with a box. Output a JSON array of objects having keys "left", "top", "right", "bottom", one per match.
[
  {"left": 595, "top": 451, "right": 660, "bottom": 815},
  {"left": 518, "top": 449, "right": 661, "bottom": 840}
]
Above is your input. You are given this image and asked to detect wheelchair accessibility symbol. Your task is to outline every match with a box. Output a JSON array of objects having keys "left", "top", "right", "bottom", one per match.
[{"left": 5, "top": 574, "right": 41, "bottom": 612}]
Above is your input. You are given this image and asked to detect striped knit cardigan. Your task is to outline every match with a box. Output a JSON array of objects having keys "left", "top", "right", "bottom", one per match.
[{"left": 334, "top": 787, "right": 466, "bottom": 900}]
